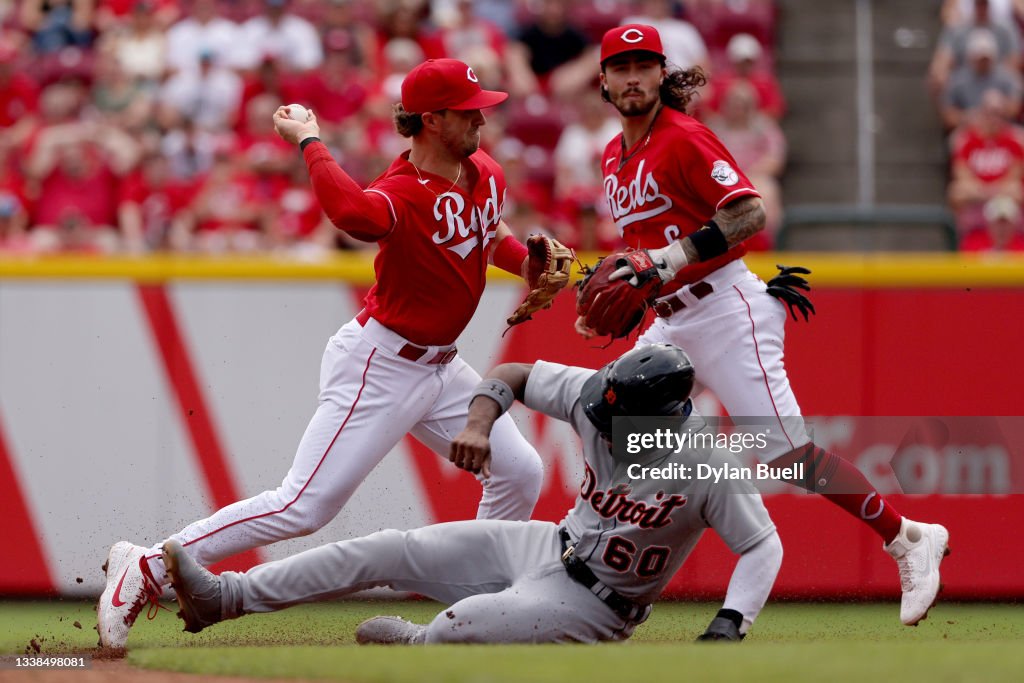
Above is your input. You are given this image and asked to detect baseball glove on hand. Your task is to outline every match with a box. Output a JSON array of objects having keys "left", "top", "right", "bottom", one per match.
[
  {"left": 505, "top": 235, "right": 575, "bottom": 327},
  {"left": 766, "top": 264, "right": 816, "bottom": 322},
  {"left": 576, "top": 250, "right": 662, "bottom": 339}
]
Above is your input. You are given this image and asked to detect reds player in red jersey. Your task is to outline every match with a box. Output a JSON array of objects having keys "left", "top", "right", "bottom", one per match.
[
  {"left": 582, "top": 25, "right": 950, "bottom": 626},
  {"left": 97, "top": 58, "right": 555, "bottom": 650}
]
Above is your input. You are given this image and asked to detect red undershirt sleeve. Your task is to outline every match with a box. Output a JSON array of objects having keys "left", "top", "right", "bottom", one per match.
[{"left": 302, "top": 140, "right": 395, "bottom": 241}]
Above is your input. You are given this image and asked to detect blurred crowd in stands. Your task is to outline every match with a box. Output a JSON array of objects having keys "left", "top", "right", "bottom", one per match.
[
  {"left": 0, "top": 0, "right": 784, "bottom": 255},
  {"left": 932, "top": 0, "right": 1024, "bottom": 251}
]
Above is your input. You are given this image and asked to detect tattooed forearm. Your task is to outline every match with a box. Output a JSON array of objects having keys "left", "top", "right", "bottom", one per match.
[
  {"left": 714, "top": 196, "right": 766, "bottom": 246},
  {"left": 680, "top": 196, "right": 766, "bottom": 262}
]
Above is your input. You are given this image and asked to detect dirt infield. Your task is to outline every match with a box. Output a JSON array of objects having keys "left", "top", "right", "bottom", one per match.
[{"left": 0, "top": 658, "right": 317, "bottom": 683}]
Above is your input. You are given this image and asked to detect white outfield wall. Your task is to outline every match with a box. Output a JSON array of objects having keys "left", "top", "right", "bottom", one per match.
[{"left": 0, "top": 262, "right": 586, "bottom": 597}]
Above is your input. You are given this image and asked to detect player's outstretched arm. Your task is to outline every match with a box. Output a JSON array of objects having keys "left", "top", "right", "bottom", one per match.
[
  {"left": 697, "top": 531, "right": 783, "bottom": 642},
  {"left": 449, "top": 363, "right": 534, "bottom": 478},
  {"left": 272, "top": 106, "right": 393, "bottom": 242}
]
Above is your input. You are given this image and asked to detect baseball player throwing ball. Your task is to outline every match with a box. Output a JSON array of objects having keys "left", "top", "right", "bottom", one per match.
[
  {"left": 97, "top": 58, "right": 572, "bottom": 649},
  {"left": 576, "top": 24, "right": 949, "bottom": 625},
  {"left": 162, "top": 344, "right": 783, "bottom": 644}
]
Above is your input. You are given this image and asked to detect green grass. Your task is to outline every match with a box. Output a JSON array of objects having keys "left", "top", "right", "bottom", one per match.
[{"left": 2, "top": 600, "right": 1022, "bottom": 682}]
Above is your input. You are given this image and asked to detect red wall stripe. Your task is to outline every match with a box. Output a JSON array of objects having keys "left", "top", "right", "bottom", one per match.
[
  {"left": 0, "top": 415, "right": 55, "bottom": 594},
  {"left": 136, "top": 284, "right": 262, "bottom": 573}
]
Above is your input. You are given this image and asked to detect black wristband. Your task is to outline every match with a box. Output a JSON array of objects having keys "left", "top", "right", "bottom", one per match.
[
  {"left": 299, "top": 136, "right": 321, "bottom": 152},
  {"left": 716, "top": 608, "right": 744, "bottom": 630},
  {"left": 688, "top": 219, "right": 729, "bottom": 262}
]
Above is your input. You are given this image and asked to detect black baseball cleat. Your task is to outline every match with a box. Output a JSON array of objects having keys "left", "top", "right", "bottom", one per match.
[{"left": 162, "top": 540, "right": 223, "bottom": 634}]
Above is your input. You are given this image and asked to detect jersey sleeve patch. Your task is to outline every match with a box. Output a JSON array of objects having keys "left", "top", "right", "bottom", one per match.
[{"left": 710, "top": 160, "right": 739, "bottom": 187}]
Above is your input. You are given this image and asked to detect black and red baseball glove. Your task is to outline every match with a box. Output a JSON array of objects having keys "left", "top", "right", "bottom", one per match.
[{"left": 576, "top": 250, "right": 662, "bottom": 339}]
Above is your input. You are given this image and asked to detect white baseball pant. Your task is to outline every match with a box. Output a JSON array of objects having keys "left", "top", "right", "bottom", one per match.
[
  {"left": 145, "top": 316, "right": 544, "bottom": 580},
  {"left": 638, "top": 259, "right": 811, "bottom": 460}
]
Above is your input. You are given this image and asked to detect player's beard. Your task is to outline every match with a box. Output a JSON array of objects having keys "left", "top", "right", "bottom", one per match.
[
  {"left": 612, "top": 87, "right": 660, "bottom": 118},
  {"left": 441, "top": 128, "right": 480, "bottom": 159}
]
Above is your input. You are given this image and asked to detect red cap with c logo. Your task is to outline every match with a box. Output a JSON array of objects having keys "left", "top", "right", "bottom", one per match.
[
  {"left": 401, "top": 58, "right": 509, "bottom": 114},
  {"left": 600, "top": 24, "right": 666, "bottom": 65}
]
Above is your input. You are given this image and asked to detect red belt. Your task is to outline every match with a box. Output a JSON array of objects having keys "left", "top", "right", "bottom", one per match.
[
  {"left": 397, "top": 345, "right": 458, "bottom": 365},
  {"left": 653, "top": 281, "right": 714, "bottom": 317},
  {"left": 355, "top": 310, "right": 457, "bottom": 365}
]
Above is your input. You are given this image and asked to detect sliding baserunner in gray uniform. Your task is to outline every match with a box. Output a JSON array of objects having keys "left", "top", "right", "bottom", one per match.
[{"left": 164, "top": 343, "right": 783, "bottom": 644}]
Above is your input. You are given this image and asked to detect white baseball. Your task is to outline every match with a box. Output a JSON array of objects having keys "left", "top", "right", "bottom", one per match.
[{"left": 286, "top": 104, "right": 311, "bottom": 122}]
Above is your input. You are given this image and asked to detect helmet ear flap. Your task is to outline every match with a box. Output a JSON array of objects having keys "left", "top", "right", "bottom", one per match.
[{"left": 581, "top": 364, "right": 616, "bottom": 436}]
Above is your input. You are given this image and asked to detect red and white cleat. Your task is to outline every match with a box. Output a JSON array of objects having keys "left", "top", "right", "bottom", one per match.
[{"left": 96, "top": 542, "right": 163, "bottom": 649}]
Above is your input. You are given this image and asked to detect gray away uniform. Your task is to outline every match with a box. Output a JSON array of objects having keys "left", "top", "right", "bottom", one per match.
[{"left": 216, "top": 360, "right": 781, "bottom": 643}]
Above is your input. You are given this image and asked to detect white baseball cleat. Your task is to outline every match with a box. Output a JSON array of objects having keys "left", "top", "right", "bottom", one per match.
[
  {"left": 355, "top": 616, "right": 427, "bottom": 645},
  {"left": 96, "top": 541, "right": 163, "bottom": 649},
  {"left": 884, "top": 519, "right": 950, "bottom": 626}
]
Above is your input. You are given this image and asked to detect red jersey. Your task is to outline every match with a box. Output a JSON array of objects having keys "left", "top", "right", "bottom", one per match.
[
  {"left": 361, "top": 150, "right": 506, "bottom": 346},
  {"left": 601, "top": 107, "right": 760, "bottom": 289},
  {"left": 952, "top": 126, "right": 1024, "bottom": 184}
]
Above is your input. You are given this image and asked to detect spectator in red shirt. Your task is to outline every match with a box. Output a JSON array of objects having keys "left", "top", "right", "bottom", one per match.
[
  {"left": 948, "top": 89, "right": 1024, "bottom": 233},
  {"left": 182, "top": 151, "right": 266, "bottom": 252},
  {"left": 703, "top": 33, "right": 785, "bottom": 120},
  {"left": 305, "top": 41, "right": 371, "bottom": 132},
  {"left": 26, "top": 120, "right": 141, "bottom": 252},
  {"left": 960, "top": 194, "right": 1024, "bottom": 251},
  {"left": 236, "top": 56, "right": 306, "bottom": 134},
  {"left": 119, "top": 152, "right": 197, "bottom": 252}
]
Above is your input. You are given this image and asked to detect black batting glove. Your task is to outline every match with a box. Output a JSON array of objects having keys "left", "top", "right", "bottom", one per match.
[
  {"left": 696, "top": 609, "right": 745, "bottom": 642},
  {"left": 766, "top": 264, "right": 815, "bottom": 322}
]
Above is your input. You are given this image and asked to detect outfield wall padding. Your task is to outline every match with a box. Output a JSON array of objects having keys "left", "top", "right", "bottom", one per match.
[{"left": 0, "top": 254, "right": 1020, "bottom": 599}]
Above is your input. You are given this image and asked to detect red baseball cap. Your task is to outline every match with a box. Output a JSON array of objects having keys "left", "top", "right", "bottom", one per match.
[
  {"left": 600, "top": 24, "right": 666, "bottom": 65},
  {"left": 401, "top": 58, "right": 508, "bottom": 114}
]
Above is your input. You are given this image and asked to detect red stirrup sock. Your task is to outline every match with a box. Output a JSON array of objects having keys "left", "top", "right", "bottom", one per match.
[{"left": 770, "top": 443, "right": 904, "bottom": 543}]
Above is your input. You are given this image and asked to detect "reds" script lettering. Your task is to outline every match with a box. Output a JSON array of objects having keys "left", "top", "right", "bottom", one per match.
[
  {"left": 580, "top": 464, "right": 686, "bottom": 529},
  {"left": 431, "top": 175, "right": 504, "bottom": 259},
  {"left": 603, "top": 160, "right": 673, "bottom": 230}
]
